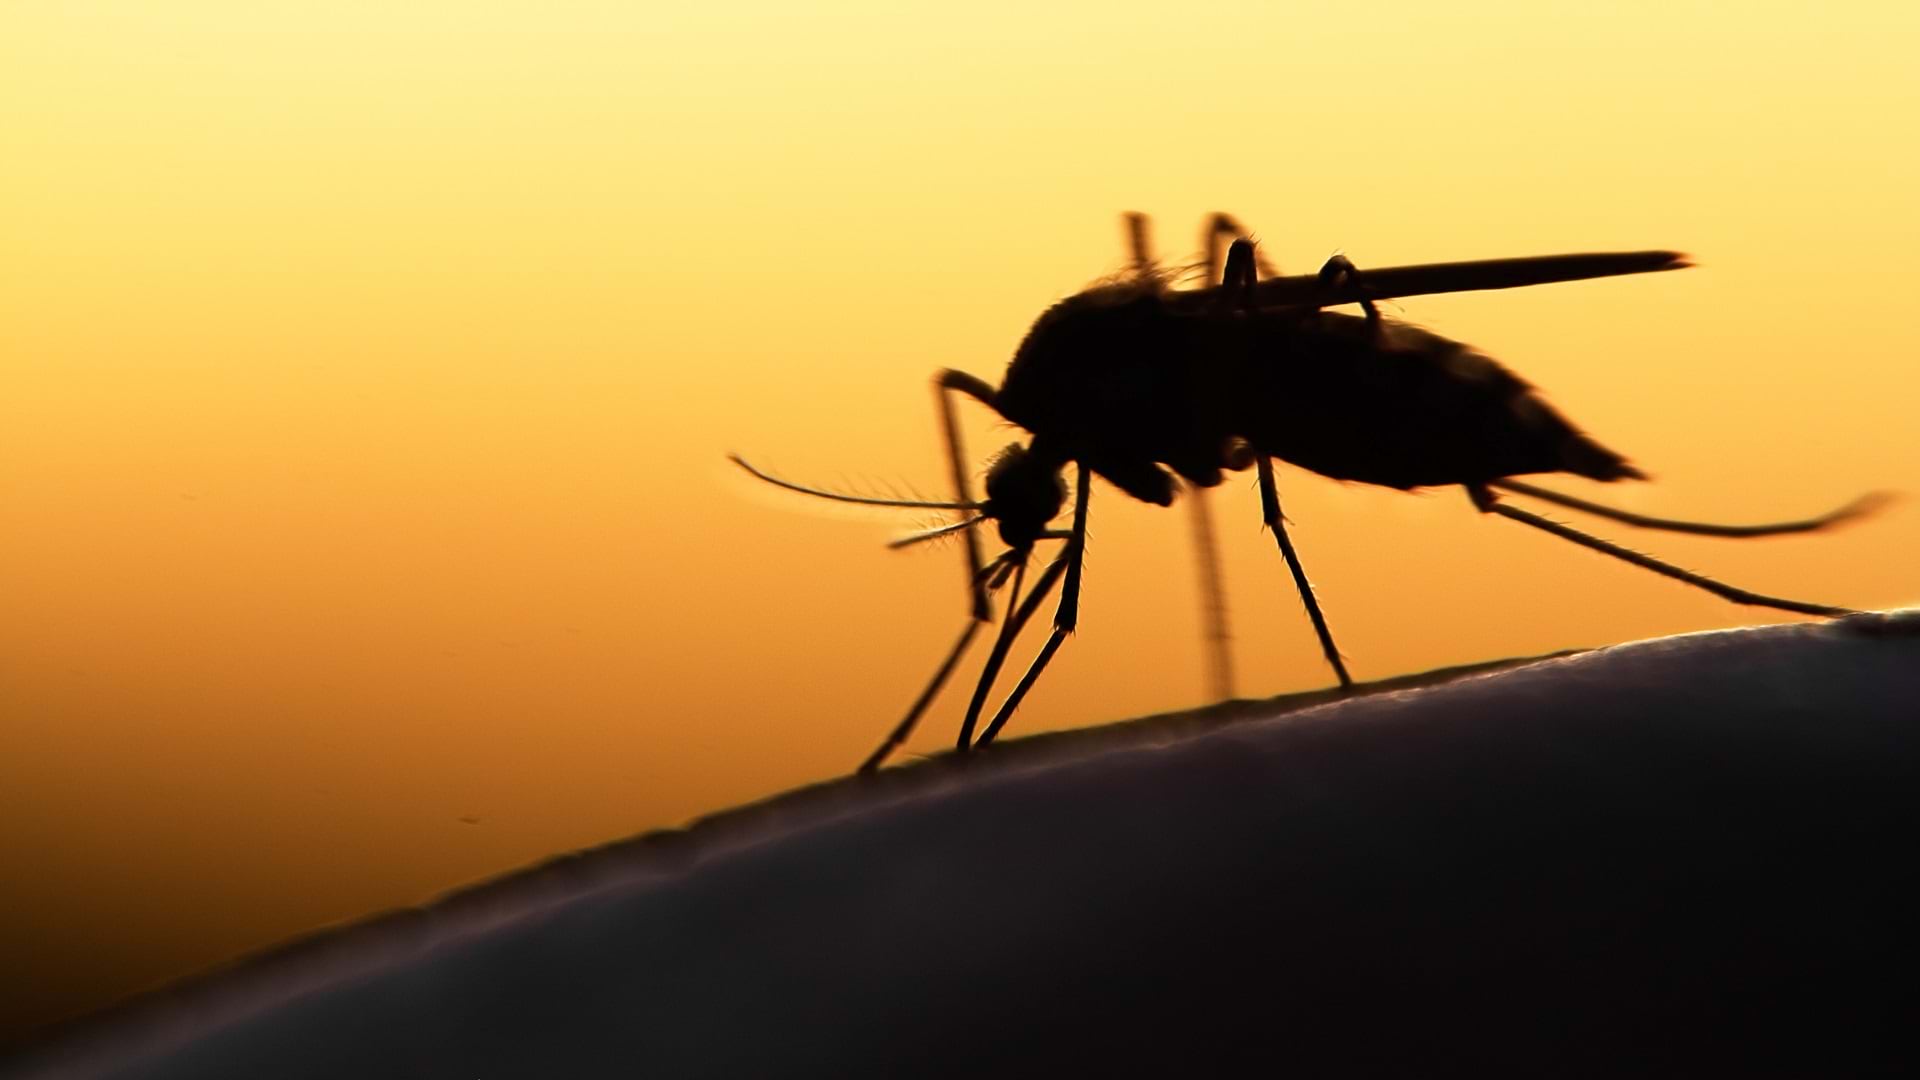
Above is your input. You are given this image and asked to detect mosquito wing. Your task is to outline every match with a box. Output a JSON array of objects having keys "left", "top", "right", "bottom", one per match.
[{"left": 1164, "top": 250, "right": 1689, "bottom": 311}]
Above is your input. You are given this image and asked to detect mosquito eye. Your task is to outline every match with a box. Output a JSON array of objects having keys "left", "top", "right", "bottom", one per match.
[{"left": 1221, "top": 437, "right": 1255, "bottom": 471}]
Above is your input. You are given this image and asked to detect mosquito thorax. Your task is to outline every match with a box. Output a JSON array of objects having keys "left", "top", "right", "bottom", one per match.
[
  {"left": 996, "top": 284, "right": 1178, "bottom": 436},
  {"left": 980, "top": 443, "right": 1066, "bottom": 550}
]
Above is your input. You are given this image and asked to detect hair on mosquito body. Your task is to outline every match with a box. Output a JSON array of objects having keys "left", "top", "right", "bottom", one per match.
[{"left": 734, "top": 212, "right": 1884, "bottom": 775}]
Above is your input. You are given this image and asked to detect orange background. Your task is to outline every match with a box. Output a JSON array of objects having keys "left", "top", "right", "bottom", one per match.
[{"left": 3, "top": 1, "right": 1917, "bottom": 1040}]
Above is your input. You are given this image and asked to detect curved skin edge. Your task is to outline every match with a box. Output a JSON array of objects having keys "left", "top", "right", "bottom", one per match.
[{"left": 8, "top": 609, "right": 1918, "bottom": 1078}]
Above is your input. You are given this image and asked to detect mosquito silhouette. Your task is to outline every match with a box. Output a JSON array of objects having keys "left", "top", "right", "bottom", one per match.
[{"left": 734, "top": 215, "right": 1882, "bottom": 773}]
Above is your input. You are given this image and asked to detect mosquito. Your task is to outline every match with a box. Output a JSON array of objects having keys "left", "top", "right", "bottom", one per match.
[{"left": 734, "top": 217, "right": 1881, "bottom": 772}]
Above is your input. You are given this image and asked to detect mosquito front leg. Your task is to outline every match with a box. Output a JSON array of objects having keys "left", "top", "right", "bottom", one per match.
[
  {"left": 858, "top": 555, "right": 1018, "bottom": 774},
  {"left": 859, "top": 620, "right": 985, "bottom": 774},
  {"left": 1257, "top": 455, "right": 1356, "bottom": 689},
  {"left": 955, "top": 547, "right": 1071, "bottom": 751},
  {"left": 1466, "top": 484, "right": 1856, "bottom": 618},
  {"left": 936, "top": 370, "right": 1000, "bottom": 621},
  {"left": 976, "top": 464, "right": 1093, "bottom": 748}
]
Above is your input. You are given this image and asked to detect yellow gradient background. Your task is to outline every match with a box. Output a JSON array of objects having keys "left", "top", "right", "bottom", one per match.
[{"left": 3, "top": 1, "right": 1917, "bottom": 1040}]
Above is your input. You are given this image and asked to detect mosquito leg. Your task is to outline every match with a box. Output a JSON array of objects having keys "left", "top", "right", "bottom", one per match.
[
  {"left": 975, "top": 629, "right": 1066, "bottom": 748},
  {"left": 956, "top": 549, "right": 1071, "bottom": 751},
  {"left": 1179, "top": 238, "right": 1257, "bottom": 698},
  {"left": 1317, "top": 254, "right": 1381, "bottom": 331},
  {"left": 1221, "top": 240, "right": 1260, "bottom": 309},
  {"left": 976, "top": 464, "right": 1093, "bottom": 748},
  {"left": 1059, "top": 461, "right": 1092, "bottom": 636},
  {"left": 1124, "top": 211, "right": 1154, "bottom": 277},
  {"left": 1205, "top": 214, "right": 1238, "bottom": 285},
  {"left": 967, "top": 559, "right": 1070, "bottom": 750},
  {"left": 1257, "top": 455, "right": 1355, "bottom": 688},
  {"left": 857, "top": 553, "right": 1012, "bottom": 774},
  {"left": 1487, "top": 479, "right": 1891, "bottom": 539},
  {"left": 956, "top": 545, "right": 1021, "bottom": 730},
  {"left": 1187, "top": 480, "right": 1237, "bottom": 701},
  {"left": 862, "top": 539, "right": 1073, "bottom": 772},
  {"left": 1467, "top": 484, "right": 1856, "bottom": 618},
  {"left": 955, "top": 556, "right": 1030, "bottom": 751},
  {"left": 859, "top": 618, "right": 984, "bottom": 774},
  {"left": 1205, "top": 213, "right": 1279, "bottom": 282},
  {"left": 1135, "top": 217, "right": 1260, "bottom": 705},
  {"left": 937, "top": 370, "right": 1001, "bottom": 620},
  {"left": 1240, "top": 243, "right": 1348, "bottom": 693}
]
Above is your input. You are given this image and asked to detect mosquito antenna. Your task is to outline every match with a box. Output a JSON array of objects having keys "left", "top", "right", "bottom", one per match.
[
  {"left": 1489, "top": 479, "right": 1893, "bottom": 538},
  {"left": 887, "top": 517, "right": 989, "bottom": 549},
  {"left": 729, "top": 454, "right": 982, "bottom": 511}
]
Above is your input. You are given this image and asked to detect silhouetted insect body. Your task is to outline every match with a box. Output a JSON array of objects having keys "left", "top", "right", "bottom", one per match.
[{"left": 735, "top": 215, "right": 1879, "bottom": 772}]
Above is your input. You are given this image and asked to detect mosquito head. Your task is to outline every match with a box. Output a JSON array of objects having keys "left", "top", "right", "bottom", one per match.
[{"left": 979, "top": 443, "right": 1066, "bottom": 552}]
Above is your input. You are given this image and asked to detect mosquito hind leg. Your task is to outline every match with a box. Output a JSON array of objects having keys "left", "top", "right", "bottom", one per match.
[
  {"left": 1257, "top": 455, "right": 1355, "bottom": 689},
  {"left": 1466, "top": 484, "right": 1855, "bottom": 618},
  {"left": 1487, "top": 478, "right": 1891, "bottom": 539}
]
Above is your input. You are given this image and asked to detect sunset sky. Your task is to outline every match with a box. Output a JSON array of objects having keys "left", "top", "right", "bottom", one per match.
[{"left": 4, "top": 1, "right": 1918, "bottom": 1042}]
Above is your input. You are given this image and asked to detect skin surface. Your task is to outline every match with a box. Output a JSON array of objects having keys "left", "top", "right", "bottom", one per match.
[{"left": 12, "top": 613, "right": 1919, "bottom": 1079}]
